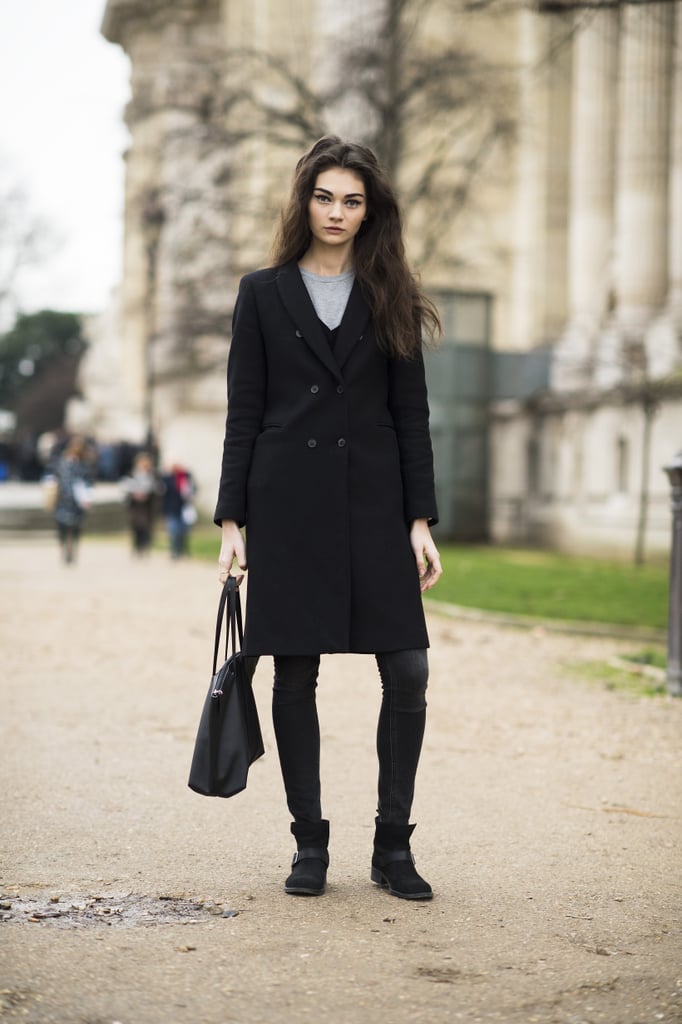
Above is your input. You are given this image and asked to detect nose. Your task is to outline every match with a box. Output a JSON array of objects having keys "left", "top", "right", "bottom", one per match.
[{"left": 329, "top": 200, "right": 343, "bottom": 221}]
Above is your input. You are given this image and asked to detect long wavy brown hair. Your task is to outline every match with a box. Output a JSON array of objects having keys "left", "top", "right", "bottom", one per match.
[{"left": 271, "top": 136, "right": 441, "bottom": 359}]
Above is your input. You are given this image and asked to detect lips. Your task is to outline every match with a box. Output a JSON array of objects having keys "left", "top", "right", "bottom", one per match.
[{"left": 324, "top": 227, "right": 343, "bottom": 234}]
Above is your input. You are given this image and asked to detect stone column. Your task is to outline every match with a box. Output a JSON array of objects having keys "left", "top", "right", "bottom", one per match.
[
  {"left": 102, "top": 0, "right": 229, "bottom": 423},
  {"left": 512, "top": 11, "right": 573, "bottom": 356},
  {"left": 552, "top": 9, "right": 619, "bottom": 390},
  {"left": 594, "top": 2, "right": 674, "bottom": 388},
  {"left": 645, "top": 2, "right": 682, "bottom": 378},
  {"left": 613, "top": 2, "right": 674, "bottom": 327},
  {"left": 666, "top": 2, "right": 682, "bottom": 321},
  {"left": 541, "top": 13, "right": 573, "bottom": 345},
  {"left": 99, "top": 0, "right": 235, "bottom": 510},
  {"left": 509, "top": 10, "right": 552, "bottom": 352},
  {"left": 313, "top": 0, "right": 381, "bottom": 142}
]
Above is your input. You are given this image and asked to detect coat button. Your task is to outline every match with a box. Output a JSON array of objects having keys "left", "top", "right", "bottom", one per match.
[
  {"left": 336, "top": 385, "right": 344, "bottom": 394},
  {"left": 307, "top": 439, "right": 317, "bottom": 448},
  {"left": 310, "top": 385, "right": 319, "bottom": 394},
  {"left": 295, "top": 330, "right": 303, "bottom": 338},
  {"left": 337, "top": 438, "right": 346, "bottom": 448}
]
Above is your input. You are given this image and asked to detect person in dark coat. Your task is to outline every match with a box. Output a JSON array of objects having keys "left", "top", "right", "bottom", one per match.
[
  {"left": 160, "top": 463, "right": 196, "bottom": 558},
  {"left": 215, "top": 136, "right": 442, "bottom": 900},
  {"left": 51, "top": 435, "right": 93, "bottom": 564},
  {"left": 121, "top": 451, "right": 160, "bottom": 555}
]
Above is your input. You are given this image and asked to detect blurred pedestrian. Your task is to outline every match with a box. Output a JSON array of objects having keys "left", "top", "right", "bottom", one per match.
[
  {"left": 52, "top": 436, "right": 93, "bottom": 565},
  {"left": 121, "top": 451, "right": 159, "bottom": 556},
  {"left": 161, "top": 463, "right": 196, "bottom": 558},
  {"left": 0, "top": 437, "right": 12, "bottom": 481},
  {"left": 215, "top": 136, "right": 442, "bottom": 899}
]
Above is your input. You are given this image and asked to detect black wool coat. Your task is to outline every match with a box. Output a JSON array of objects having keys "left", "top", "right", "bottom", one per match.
[{"left": 214, "top": 260, "right": 438, "bottom": 656}]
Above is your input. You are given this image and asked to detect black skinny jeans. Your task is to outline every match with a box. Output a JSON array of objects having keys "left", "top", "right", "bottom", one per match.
[{"left": 271, "top": 650, "right": 428, "bottom": 825}]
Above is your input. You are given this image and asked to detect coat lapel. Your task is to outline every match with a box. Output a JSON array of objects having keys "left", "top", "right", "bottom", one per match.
[
  {"left": 276, "top": 262, "right": 343, "bottom": 383},
  {"left": 334, "top": 280, "right": 371, "bottom": 369}
]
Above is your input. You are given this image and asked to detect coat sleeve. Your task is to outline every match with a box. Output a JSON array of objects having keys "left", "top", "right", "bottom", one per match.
[
  {"left": 213, "top": 277, "right": 267, "bottom": 527},
  {"left": 387, "top": 350, "right": 439, "bottom": 527}
]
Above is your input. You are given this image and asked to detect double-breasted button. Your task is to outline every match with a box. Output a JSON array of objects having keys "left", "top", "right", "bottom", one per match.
[
  {"left": 337, "top": 438, "right": 346, "bottom": 448},
  {"left": 336, "top": 385, "right": 344, "bottom": 395},
  {"left": 307, "top": 439, "right": 317, "bottom": 448},
  {"left": 310, "top": 385, "right": 319, "bottom": 394}
]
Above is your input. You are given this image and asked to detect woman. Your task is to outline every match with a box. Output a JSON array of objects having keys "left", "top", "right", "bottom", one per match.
[
  {"left": 121, "top": 451, "right": 159, "bottom": 556},
  {"left": 52, "top": 436, "right": 93, "bottom": 565},
  {"left": 161, "top": 462, "right": 196, "bottom": 559},
  {"left": 215, "top": 136, "right": 442, "bottom": 900}
]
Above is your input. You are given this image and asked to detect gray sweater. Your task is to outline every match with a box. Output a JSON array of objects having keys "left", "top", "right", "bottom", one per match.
[{"left": 299, "top": 267, "right": 355, "bottom": 329}]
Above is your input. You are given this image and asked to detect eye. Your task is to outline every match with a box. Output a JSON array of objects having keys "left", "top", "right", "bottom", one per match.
[
  {"left": 345, "top": 199, "right": 362, "bottom": 209},
  {"left": 313, "top": 193, "right": 331, "bottom": 204}
]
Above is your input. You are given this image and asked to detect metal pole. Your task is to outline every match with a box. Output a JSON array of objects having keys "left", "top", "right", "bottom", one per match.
[{"left": 663, "top": 452, "right": 682, "bottom": 697}]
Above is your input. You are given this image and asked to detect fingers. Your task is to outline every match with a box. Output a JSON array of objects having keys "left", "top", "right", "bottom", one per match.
[
  {"left": 409, "top": 521, "right": 442, "bottom": 593},
  {"left": 417, "top": 542, "right": 442, "bottom": 593},
  {"left": 419, "top": 564, "right": 440, "bottom": 592},
  {"left": 218, "top": 523, "right": 248, "bottom": 583},
  {"left": 218, "top": 569, "right": 244, "bottom": 587},
  {"left": 218, "top": 557, "right": 246, "bottom": 583}
]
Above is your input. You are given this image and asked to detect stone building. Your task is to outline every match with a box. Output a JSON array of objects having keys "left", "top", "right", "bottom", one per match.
[
  {"left": 79, "top": 0, "right": 681, "bottom": 556},
  {"left": 490, "top": 2, "right": 682, "bottom": 558}
]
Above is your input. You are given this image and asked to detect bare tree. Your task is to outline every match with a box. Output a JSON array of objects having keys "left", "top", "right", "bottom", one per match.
[
  {"left": 217, "top": 0, "right": 517, "bottom": 272},
  {"left": 614, "top": 345, "right": 677, "bottom": 568},
  {"left": 135, "top": 0, "right": 603, "bottom": 383},
  {"left": 0, "top": 177, "right": 54, "bottom": 330}
]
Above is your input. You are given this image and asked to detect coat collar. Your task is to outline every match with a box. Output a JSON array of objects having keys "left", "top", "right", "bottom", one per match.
[{"left": 275, "top": 260, "right": 371, "bottom": 379}]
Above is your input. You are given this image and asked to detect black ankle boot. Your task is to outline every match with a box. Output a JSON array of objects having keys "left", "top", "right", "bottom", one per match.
[
  {"left": 371, "top": 819, "right": 433, "bottom": 900},
  {"left": 284, "top": 819, "right": 329, "bottom": 896}
]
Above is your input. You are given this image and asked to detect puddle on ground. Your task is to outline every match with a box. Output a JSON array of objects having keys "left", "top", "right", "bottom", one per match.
[{"left": 0, "top": 892, "right": 239, "bottom": 928}]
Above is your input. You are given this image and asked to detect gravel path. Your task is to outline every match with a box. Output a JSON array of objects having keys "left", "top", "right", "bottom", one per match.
[{"left": 1, "top": 535, "right": 680, "bottom": 1024}]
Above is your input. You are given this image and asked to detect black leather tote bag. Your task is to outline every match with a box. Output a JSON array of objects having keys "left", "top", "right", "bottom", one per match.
[{"left": 188, "top": 577, "right": 264, "bottom": 797}]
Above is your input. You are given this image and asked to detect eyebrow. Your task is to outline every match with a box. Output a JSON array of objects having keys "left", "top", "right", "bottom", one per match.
[{"left": 314, "top": 186, "right": 365, "bottom": 199}]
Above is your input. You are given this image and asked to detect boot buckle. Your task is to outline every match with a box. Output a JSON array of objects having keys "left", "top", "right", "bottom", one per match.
[{"left": 291, "top": 846, "right": 329, "bottom": 867}]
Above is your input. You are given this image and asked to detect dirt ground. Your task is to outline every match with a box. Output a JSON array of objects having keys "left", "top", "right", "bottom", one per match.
[{"left": 1, "top": 534, "right": 681, "bottom": 1024}]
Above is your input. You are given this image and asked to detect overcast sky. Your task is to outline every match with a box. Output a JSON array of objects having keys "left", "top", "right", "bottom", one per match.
[{"left": 0, "top": 0, "right": 130, "bottom": 320}]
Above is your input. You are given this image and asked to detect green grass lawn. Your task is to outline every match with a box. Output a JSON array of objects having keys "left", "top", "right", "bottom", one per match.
[
  {"left": 186, "top": 524, "right": 221, "bottom": 561},
  {"left": 188, "top": 525, "right": 668, "bottom": 631},
  {"left": 430, "top": 545, "right": 668, "bottom": 630}
]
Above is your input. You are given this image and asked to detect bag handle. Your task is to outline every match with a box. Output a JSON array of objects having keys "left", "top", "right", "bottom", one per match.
[{"left": 212, "top": 576, "right": 244, "bottom": 676}]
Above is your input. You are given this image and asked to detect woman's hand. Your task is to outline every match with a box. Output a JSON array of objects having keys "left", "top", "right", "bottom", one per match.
[
  {"left": 218, "top": 520, "right": 247, "bottom": 585},
  {"left": 410, "top": 518, "right": 442, "bottom": 592}
]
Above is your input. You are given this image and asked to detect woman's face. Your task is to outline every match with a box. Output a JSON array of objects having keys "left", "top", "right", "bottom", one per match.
[{"left": 307, "top": 167, "right": 367, "bottom": 252}]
